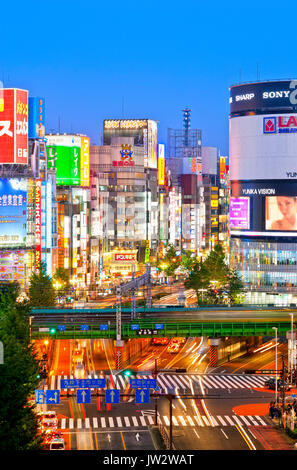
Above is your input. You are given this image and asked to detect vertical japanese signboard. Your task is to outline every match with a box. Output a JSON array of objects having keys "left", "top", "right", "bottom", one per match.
[
  {"left": 35, "top": 179, "right": 42, "bottom": 268},
  {"left": 158, "top": 144, "right": 165, "bottom": 185},
  {"left": 29, "top": 97, "right": 45, "bottom": 139},
  {"left": 80, "top": 137, "right": 90, "bottom": 187},
  {"left": 0, "top": 89, "right": 28, "bottom": 164}
]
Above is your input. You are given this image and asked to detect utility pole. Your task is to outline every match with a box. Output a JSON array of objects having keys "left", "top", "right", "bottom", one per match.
[{"left": 153, "top": 359, "right": 158, "bottom": 425}]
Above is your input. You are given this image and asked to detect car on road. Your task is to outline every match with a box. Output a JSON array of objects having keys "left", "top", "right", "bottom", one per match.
[
  {"left": 265, "top": 378, "right": 292, "bottom": 391},
  {"left": 74, "top": 362, "right": 85, "bottom": 379}
]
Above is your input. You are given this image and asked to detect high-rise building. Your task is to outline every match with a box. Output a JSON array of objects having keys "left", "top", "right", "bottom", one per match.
[{"left": 229, "top": 80, "right": 297, "bottom": 305}]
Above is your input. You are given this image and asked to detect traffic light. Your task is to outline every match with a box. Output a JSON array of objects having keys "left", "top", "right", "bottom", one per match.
[
  {"left": 50, "top": 328, "right": 56, "bottom": 334},
  {"left": 36, "top": 374, "right": 41, "bottom": 380},
  {"left": 123, "top": 370, "right": 132, "bottom": 377}
]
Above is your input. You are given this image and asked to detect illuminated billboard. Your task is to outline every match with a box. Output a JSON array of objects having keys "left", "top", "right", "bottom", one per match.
[
  {"left": 103, "top": 119, "right": 158, "bottom": 169},
  {"left": 0, "top": 89, "right": 28, "bottom": 164},
  {"left": 230, "top": 197, "right": 250, "bottom": 230},
  {"left": 0, "top": 250, "right": 26, "bottom": 282},
  {"left": 266, "top": 196, "right": 297, "bottom": 231},
  {"left": 0, "top": 178, "right": 27, "bottom": 247},
  {"left": 158, "top": 144, "right": 165, "bottom": 185},
  {"left": 29, "top": 97, "right": 45, "bottom": 139},
  {"left": 80, "top": 136, "right": 90, "bottom": 186},
  {"left": 229, "top": 113, "right": 297, "bottom": 180},
  {"left": 46, "top": 135, "right": 81, "bottom": 186}
]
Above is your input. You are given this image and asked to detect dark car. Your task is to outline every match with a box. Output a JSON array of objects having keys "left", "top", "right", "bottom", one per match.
[
  {"left": 264, "top": 377, "right": 275, "bottom": 387},
  {"left": 268, "top": 379, "right": 291, "bottom": 391}
]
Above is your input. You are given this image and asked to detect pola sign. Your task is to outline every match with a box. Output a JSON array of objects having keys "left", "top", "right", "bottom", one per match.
[{"left": 0, "top": 89, "right": 28, "bottom": 164}]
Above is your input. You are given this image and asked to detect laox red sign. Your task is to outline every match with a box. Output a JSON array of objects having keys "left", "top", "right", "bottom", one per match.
[{"left": 264, "top": 115, "right": 297, "bottom": 134}]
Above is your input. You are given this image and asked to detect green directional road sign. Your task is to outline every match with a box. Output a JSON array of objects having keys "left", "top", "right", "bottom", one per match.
[
  {"left": 105, "top": 389, "right": 120, "bottom": 404},
  {"left": 135, "top": 389, "right": 150, "bottom": 404},
  {"left": 77, "top": 389, "right": 91, "bottom": 404},
  {"left": 46, "top": 390, "right": 60, "bottom": 404}
]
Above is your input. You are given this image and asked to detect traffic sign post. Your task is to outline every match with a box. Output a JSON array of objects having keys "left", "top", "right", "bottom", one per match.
[
  {"left": 77, "top": 389, "right": 91, "bottom": 404},
  {"left": 105, "top": 389, "right": 120, "bottom": 404},
  {"left": 35, "top": 390, "right": 45, "bottom": 404},
  {"left": 46, "top": 390, "right": 60, "bottom": 404},
  {"left": 130, "top": 378, "right": 156, "bottom": 389},
  {"left": 135, "top": 389, "right": 150, "bottom": 404},
  {"left": 61, "top": 378, "right": 106, "bottom": 389}
]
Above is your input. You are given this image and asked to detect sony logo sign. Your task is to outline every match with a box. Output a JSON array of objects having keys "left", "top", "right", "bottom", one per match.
[{"left": 263, "top": 81, "right": 297, "bottom": 104}]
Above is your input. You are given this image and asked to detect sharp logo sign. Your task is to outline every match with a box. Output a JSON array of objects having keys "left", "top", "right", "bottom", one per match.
[{"left": 264, "top": 115, "right": 297, "bottom": 134}]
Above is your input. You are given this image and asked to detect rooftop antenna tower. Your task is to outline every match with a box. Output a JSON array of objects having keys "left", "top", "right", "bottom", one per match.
[{"left": 183, "top": 107, "right": 192, "bottom": 147}]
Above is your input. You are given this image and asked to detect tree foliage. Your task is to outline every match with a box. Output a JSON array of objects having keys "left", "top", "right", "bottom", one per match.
[
  {"left": 28, "top": 262, "right": 56, "bottom": 307},
  {"left": 53, "top": 267, "right": 70, "bottom": 295},
  {"left": 0, "top": 282, "right": 43, "bottom": 450},
  {"left": 184, "top": 244, "right": 244, "bottom": 305}
]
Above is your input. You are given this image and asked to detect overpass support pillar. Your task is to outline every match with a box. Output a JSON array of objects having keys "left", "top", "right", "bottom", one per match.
[
  {"left": 115, "top": 340, "right": 124, "bottom": 370},
  {"left": 208, "top": 338, "right": 221, "bottom": 367}
]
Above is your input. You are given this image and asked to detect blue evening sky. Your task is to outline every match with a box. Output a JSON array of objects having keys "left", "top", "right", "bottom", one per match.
[{"left": 0, "top": 0, "right": 294, "bottom": 155}]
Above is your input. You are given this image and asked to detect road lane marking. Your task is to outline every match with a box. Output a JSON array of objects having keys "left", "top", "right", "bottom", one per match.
[
  {"left": 216, "top": 416, "right": 227, "bottom": 426},
  {"left": 117, "top": 417, "right": 123, "bottom": 427},
  {"left": 93, "top": 417, "right": 98, "bottom": 428},
  {"left": 120, "top": 431, "right": 126, "bottom": 450},
  {"left": 69, "top": 418, "right": 74, "bottom": 429},
  {"left": 109, "top": 417, "right": 115, "bottom": 427},
  {"left": 221, "top": 429, "right": 229, "bottom": 439},
  {"left": 224, "top": 415, "right": 234, "bottom": 426},
  {"left": 85, "top": 418, "right": 90, "bottom": 428},
  {"left": 124, "top": 417, "right": 130, "bottom": 427},
  {"left": 101, "top": 417, "right": 106, "bottom": 428},
  {"left": 61, "top": 418, "right": 66, "bottom": 429},
  {"left": 77, "top": 418, "right": 82, "bottom": 429},
  {"left": 187, "top": 416, "right": 195, "bottom": 426}
]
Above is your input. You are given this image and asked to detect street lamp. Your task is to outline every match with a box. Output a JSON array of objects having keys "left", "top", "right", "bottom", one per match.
[{"left": 272, "top": 327, "right": 278, "bottom": 403}]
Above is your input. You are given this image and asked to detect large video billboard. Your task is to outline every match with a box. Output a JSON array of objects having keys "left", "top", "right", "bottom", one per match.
[
  {"left": 0, "top": 89, "right": 28, "bottom": 164},
  {"left": 230, "top": 80, "right": 297, "bottom": 115},
  {"left": 0, "top": 178, "right": 27, "bottom": 247},
  {"left": 46, "top": 135, "right": 81, "bottom": 186},
  {"left": 230, "top": 197, "right": 250, "bottom": 230},
  {"left": 266, "top": 196, "right": 297, "bottom": 231}
]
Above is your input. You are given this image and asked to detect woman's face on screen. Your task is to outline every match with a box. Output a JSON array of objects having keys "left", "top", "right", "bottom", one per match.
[{"left": 276, "top": 197, "right": 297, "bottom": 220}]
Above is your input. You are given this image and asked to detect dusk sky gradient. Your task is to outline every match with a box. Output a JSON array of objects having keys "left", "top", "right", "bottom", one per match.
[{"left": 1, "top": 0, "right": 294, "bottom": 155}]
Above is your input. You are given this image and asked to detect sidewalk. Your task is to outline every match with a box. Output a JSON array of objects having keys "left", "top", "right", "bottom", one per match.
[{"left": 233, "top": 403, "right": 296, "bottom": 450}]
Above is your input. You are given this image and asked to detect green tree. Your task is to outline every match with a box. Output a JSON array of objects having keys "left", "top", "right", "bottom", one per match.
[
  {"left": 184, "top": 261, "right": 210, "bottom": 304},
  {"left": 180, "top": 251, "right": 196, "bottom": 272},
  {"left": 53, "top": 267, "right": 70, "bottom": 295},
  {"left": 226, "top": 269, "right": 244, "bottom": 304},
  {"left": 28, "top": 263, "right": 56, "bottom": 307},
  {"left": 0, "top": 282, "right": 43, "bottom": 450},
  {"left": 163, "top": 244, "right": 180, "bottom": 276}
]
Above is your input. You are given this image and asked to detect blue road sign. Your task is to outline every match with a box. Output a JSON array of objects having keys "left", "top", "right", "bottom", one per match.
[
  {"left": 105, "top": 389, "right": 120, "bottom": 404},
  {"left": 155, "top": 324, "right": 164, "bottom": 330},
  {"left": 130, "top": 378, "right": 157, "bottom": 389},
  {"left": 46, "top": 390, "right": 60, "bottom": 404},
  {"left": 60, "top": 378, "right": 106, "bottom": 389},
  {"left": 135, "top": 389, "right": 150, "bottom": 404},
  {"left": 57, "top": 325, "right": 66, "bottom": 331},
  {"left": 100, "top": 324, "right": 109, "bottom": 331},
  {"left": 80, "top": 325, "right": 89, "bottom": 331},
  {"left": 77, "top": 389, "right": 91, "bottom": 404},
  {"left": 35, "top": 390, "right": 45, "bottom": 404},
  {"left": 131, "top": 324, "right": 139, "bottom": 330}
]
